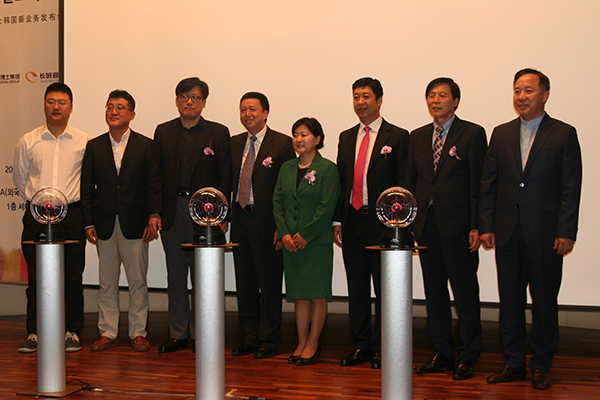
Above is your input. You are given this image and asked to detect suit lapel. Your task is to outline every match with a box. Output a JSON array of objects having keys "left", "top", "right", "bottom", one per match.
[
  {"left": 523, "top": 114, "right": 552, "bottom": 175},
  {"left": 435, "top": 117, "right": 464, "bottom": 176},
  {"left": 231, "top": 134, "right": 246, "bottom": 189},
  {"left": 100, "top": 133, "right": 118, "bottom": 177},
  {"left": 368, "top": 121, "right": 390, "bottom": 172},
  {"left": 254, "top": 129, "right": 274, "bottom": 174},
  {"left": 297, "top": 152, "right": 322, "bottom": 195},
  {"left": 120, "top": 131, "right": 138, "bottom": 175},
  {"left": 507, "top": 118, "right": 523, "bottom": 174}
]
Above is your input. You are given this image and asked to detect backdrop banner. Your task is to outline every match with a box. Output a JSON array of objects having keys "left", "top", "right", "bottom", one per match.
[{"left": 0, "top": 0, "right": 60, "bottom": 282}]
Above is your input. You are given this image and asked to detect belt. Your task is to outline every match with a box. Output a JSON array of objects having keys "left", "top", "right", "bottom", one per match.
[
  {"left": 236, "top": 202, "right": 254, "bottom": 212},
  {"left": 26, "top": 200, "right": 81, "bottom": 210},
  {"left": 350, "top": 205, "right": 369, "bottom": 215},
  {"left": 177, "top": 190, "right": 191, "bottom": 196}
]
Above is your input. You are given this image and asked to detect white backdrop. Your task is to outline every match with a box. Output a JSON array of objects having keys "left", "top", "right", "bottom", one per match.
[{"left": 65, "top": 0, "right": 599, "bottom": 305}]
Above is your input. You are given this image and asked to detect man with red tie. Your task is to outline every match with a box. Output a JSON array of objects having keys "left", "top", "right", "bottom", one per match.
[{"left": 333, "top": 77, "right": 409, "bottom": 369}]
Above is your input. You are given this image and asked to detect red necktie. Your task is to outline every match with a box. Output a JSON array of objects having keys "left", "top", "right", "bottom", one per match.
[{"left": 352, "top": 126, "right": 370, "bottom": 211}]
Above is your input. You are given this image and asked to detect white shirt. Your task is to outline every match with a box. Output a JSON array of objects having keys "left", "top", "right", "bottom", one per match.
[
  {"left": 109, "top": 128, "right": 131, "bottom": 175},
  {"left": 235, "top": 125, "right": 267, "bottom": 204},
  {"left": 350, "top": 116, "right": 383, "bottom": 206},
  {"left": 13, "top": 124, "right": 90, "bottom": 202}
]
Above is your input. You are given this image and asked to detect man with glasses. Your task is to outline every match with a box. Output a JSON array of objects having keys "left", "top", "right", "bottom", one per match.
[
  {"left": 148, "top": 77, "right": 231, "bottom": 353},
  {"left": 14, "top": 82, "right": 90, "bottom": 353},
  {"left": 81, "top": 90, "right": 156, "bottom": 352}
]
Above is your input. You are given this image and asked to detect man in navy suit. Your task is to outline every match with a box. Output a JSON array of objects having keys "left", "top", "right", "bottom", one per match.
[
  {"left": 480, "top": 68, "right": 582, "bottom": 390},
  {"left": 148, "top": 77, "right": 231, "bottom": 353},
  {"left": 81, "top": 90, "right": 155, "bottom": 352},
  {"left": 333, "top": 77, "right": 409, "bottom": 369},
  {"left": 229, "top": 92, "right": 294, "bottom": 359},
  {"left": 406, "top": 78, "right": 487, "bottom": 380}
]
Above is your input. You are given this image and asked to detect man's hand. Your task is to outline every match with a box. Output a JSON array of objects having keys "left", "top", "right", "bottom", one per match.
[
  {"left": 281, "top": 234, "right": 297, "bottom": 252},
  {"left": 142, "top": 225, "right": 157, "bottom": 243},
  {"left": 480, "top": 233, "right": 495, "bottom": 249},
  {"left": 149, "top": 213, "right": 162, "bottom": 238},
  {"left": 469, "top": 230, "right": 481, "bottom": 252},
  {"left": 333, "top": 225, "right": 343, "bottom": 248},
  {"left": 292, "top": 233, "right": 308, "bottom": 251},
  {"left": 273, "top": 230, "right": 282, "bottom": 251},
  {"left": 219, "top": 221, "right": 229, "bottom": 234},
  {"left": 554, "top": 237, "right": 575, "bottom": 255},
  {"left": 85, "top": 227, "right": 98, "bottom": 245}
]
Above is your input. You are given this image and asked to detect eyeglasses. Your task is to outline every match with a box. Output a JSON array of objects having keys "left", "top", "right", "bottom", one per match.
[
  {"left": 177, "top": 94, "right": 203, "bottom": 104},
  {"left": 46, "top": 99, "right": 69, "bottom": 107},
  {"left": 105, "top": 105, "right": 132, "bottom": 113}
]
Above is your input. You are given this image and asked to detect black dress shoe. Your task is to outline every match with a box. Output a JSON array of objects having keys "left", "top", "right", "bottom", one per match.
[
  {"left": 414, "top": 352, "right": 454, "bottom": 374},
  {"left": 453, "top": 357, "right": 476, "bottom": 380},
  {"left": 340, "top": 349, "right": 373, "bottom": 366},
  {"left": 371, "top": 352, "right": 381, "bottom": 369},
  {"left": 531, "top": 369, "right": 551, "bottom": 390},
  {"left": 288, "top": 354, "right": 301, "bottom": 364},
  {"left": 486, "top": 365, "right": 527, "bottom": 383},
  {"left": 231, "top": 343, "right": 255, "bottom": 356},
  {"left": 254, "top": 345, "right": 275, "bottom": 359},
  {"left": 297, "top": 346, "right": 321, "bottom": 366},
  {"left": 158, "top": 338, "right": 187, "bottom": 353}
]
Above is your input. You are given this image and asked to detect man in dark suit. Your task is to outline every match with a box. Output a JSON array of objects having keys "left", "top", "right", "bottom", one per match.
[
  {"left": 480, "top": 68, "right": 582, "bottom": 390},
  {"left": 229, "top": 92, "right": 294, "bottom": 359},
  {"left": 81, "top": 90, "right": 155, "bottom": 352},
  {"left": 333, "top": 77, "right": 409, "bottom": 369},
  {"left": 406, "top": 78, "right": 487, "bottom": 380},
  {"left": 148, "top": 77, "right": 231, "bottom": 353}
]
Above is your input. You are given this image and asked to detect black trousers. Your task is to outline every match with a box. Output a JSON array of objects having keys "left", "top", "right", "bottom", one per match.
[{"left": 22, "top": 205, "right": 86, "bottom": 335}]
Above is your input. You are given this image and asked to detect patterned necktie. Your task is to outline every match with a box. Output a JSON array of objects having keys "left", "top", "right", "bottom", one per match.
[
  {"left": 238, "top": 135, "right": 257, "bottom": 208},
  {"left": 352, "top": 126, "right": 370, "bottom": 211},
  {"left": 433, "top": 126, "right": 443, "bottom": 171}
]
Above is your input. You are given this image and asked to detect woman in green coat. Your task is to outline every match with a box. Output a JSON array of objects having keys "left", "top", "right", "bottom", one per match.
[{"left": 273, "top": 117, "right": 340, "bottom": 366}]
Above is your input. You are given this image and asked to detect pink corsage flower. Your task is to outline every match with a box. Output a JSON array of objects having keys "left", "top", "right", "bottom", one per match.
[
  {"left": 203, "top": 147, "right": 214, "bottom": 156},
  {"left": 304, "top": 170, "right": 316, "bottom": 185},
  {"left": 380, "top": 145, "right": 392, "bottom": 160},
  {"left": 449, "top": 146, "right": 462, "bottom": 160},
  {"left": 262, "top": 156, "right": 273, "bottom": 168}
]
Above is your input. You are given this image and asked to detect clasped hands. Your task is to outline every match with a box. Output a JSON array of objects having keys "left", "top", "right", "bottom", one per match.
[{"left": 281, "top": 233, "right": 307, "bottom": 252}]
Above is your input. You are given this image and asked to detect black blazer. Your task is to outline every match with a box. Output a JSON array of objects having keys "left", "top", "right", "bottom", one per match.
[
  {"left": 333, "top": 119, "right": 409, "bottom": 231},
  {"left": 81, "top": 130, "right": 153, "bottom": 240},
  {"left": 406, "top": 116, "right": 488, "bottom": 241},
  {"left": 148, "top": 117, "right": 231, "bottom": 231},
  {"left": 230, "top": 127, "right": 294, "bottom": 226},
  {"left": 479, "top": 114, "right": 582, "bottom": 249}
]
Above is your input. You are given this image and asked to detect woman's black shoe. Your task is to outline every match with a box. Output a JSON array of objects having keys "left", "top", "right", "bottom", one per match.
[
  {"left": 296, "top": 346, "right": 321, "bottom": 366},
  {"left": 288, "top": 354, "right": 301, "bottom": 364}
]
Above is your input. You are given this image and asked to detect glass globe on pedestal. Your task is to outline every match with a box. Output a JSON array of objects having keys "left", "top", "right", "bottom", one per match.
[
  {"left": 30, "top": 187, "right": 69, "bottom": 242},
  {"left": 189, "top": 187, "right": 228, "bottom": 245},
  {"left": 375, "top": 186, "right": 417, "bottom": 248}
]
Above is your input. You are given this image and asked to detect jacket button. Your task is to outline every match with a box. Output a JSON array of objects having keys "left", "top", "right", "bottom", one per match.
[
  {"left": 519, "top": 182, "right": 525, "bottom": 187},
  {"left": 515, "top": 204, "right": 519, "bottom": 209},
  {"left": 294, "top": 206, "right": 297, "bottom": 210},
  {"left": 293, "top": 216, "right": 297, "bottom": 220}
]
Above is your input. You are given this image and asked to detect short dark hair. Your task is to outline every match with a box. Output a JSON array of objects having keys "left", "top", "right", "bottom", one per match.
[
  {"left": 292, "top": 117, "right": 324, "bottom": 149},
  {"left": 107, "top": 89, "right": 136, "bottom": 111},
  {"left": 240, "top": 92, "right": 269, "bottom": 112},
  {"left": 425, "top": 77, "right": 461, "bottom": 100},
  {"left": 176, "top": 77, "right": 209, "bottom": 99},
  {"left": 514, "top": 68, "right": 550, "bottom": 92},
  {"left": 352, "top": 77, "right": 383, "bottom": 100},
  {"left": 45, "top": 82, "right": 73, "bottom": 102}
]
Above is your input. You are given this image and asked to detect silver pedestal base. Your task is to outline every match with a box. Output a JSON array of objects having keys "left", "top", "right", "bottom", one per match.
[{"left": 381, "top": 249, "right": 413, "bottom": 400}]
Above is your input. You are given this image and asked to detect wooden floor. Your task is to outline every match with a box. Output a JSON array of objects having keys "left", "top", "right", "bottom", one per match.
[{"left": 1, "top": 310, "right": 600, "bottom": 399}]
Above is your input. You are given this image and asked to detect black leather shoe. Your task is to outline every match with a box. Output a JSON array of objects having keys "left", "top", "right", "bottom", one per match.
[
  {"left": 297, "top": 346, "right": 321, "bottom": 366},
  {"left": 486, "top": 365, "right": 527, "bottom": 383},
  {"left": 414, "top": 352, "right": 454, "bottom": 374},
  {"left": 231, "top": 343, "right": 255, "bottom": 356},
  {"left": 340, "top": 349, "right": 373, "bottom": 366},
  {"left": 288, "top": 354, "right": 301, "bottom": 364},
  {"left": 158, "top": 338, "right": 187, "bottom": 353},
  {"left": 371, "top": 352, "right": 381, "bottom": 369},
  {"left": 453, "top": 357, "right": 476, "bottom": 380},
  {"left": 531, "top": 369, "right": 551, "bottom": 390},
  {"left": 254, "top": 345, "right": 275, "bottom": 359}
]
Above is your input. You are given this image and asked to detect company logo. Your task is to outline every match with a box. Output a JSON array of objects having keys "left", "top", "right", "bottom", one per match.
[{"left": 25, "top": 71, "right": 37, "bottom": 83}]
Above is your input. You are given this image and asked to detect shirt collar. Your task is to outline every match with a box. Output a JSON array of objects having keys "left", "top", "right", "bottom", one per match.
[
  {"left": 248, "top": 125, "right": 267, "bottom": 144},
  {"left": 434, "top": 115, "right": 456, "bottom": 136},
  {"left": 521, "top": 112, "right": 545, "bottom": 129},
  {"left": 41, "top": 123, "right": 73, "bottom": 139},
  {"left": 109, "top": 128, "right": 131, "bottom": 146},
  {"left": 359, "top": 116, "right": 383, "bottom": 134}
]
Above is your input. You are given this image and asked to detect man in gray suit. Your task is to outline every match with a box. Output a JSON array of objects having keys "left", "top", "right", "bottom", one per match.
[{"left": 480, "top": 68, "right": 582, "bottom": 390}]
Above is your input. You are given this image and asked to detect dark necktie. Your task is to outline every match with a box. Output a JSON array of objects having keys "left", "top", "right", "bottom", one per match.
[{"left": 433, "top": 126, "right": 443, "bottom": 171}]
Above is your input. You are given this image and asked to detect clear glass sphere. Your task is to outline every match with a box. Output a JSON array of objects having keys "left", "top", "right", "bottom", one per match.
[
  {"left": 30, "top": 187, "right": 68, "bottom": 224},
  {"left": 189, "top": 187, "right": 228, "bottom": 226},
  {"left": 375, "top": 186, "right": 417, "bottom": 228}
]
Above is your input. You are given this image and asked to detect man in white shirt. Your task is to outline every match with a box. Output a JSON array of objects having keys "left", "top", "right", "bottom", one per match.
[
  {"left": 80, "top": 90, "right": 156, "bottom": 352},
  {"left": 13, "top": 82, "right": 90, "bottom": 353}
]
